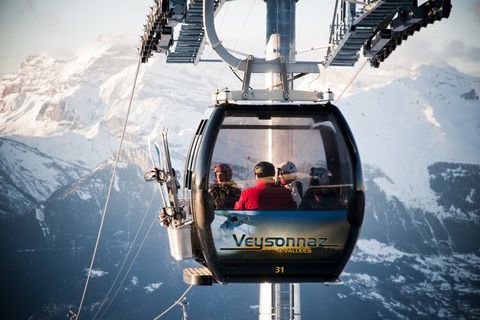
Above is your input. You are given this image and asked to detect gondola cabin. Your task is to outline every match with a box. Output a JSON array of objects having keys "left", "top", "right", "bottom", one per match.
[
  {"left": 180, "top": 102, "right": 364, "bottom": 284},
  {"left": 139, "top": 0, "right": 450, "bottom": 286}
]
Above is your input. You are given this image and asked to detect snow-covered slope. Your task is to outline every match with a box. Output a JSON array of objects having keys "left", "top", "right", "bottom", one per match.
[
  {"left": 338, "top": 65, "right": 480, "bottom": 211},
  {"left": 0, "top": 138, "right": 88, "bottom": 210},
  {"left": 0, "top": 44, "right": 237, "bottom": 169}
]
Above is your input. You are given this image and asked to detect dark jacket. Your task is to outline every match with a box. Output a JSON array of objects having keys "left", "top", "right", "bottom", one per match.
[
  {"left": 299, "top": 188, "right": 339, "bottom": 210},
  {"left": 209, "top": 182, "right": 241, "bottom": 210},
  {"left": 234, "top": 181, "right": 296, "bottom": 210}
]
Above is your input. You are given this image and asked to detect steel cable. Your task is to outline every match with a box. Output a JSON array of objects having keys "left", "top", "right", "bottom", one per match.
[
  {"left": 75, "top": 56, "right": 142, "bottom": 319},
  {"left": 336, "top": 58, "right": 368, "bottom": 101},
  {"left": 91, "top": 193, "right": 157, "bottom": 320},
  {"left": 96, "top": 203, "right": 159, "bottom": 320},
  {"left": 152, "top": 285, "right": 194, "bottom": 320}
]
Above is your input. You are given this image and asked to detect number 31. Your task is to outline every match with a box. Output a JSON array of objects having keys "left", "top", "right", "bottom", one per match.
[{"left": 275, "top": 266, "right": 285, "bottom": 274}]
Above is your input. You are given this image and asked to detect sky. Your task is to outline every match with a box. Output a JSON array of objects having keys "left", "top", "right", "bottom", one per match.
[{"left": 0, "top": 0, "right": 479, "bottom": 76}]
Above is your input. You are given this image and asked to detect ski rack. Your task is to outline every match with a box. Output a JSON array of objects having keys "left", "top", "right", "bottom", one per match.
[
  {"left": 325, "top": 0, "right": 452, "bottom": 67},
  {"left": 145, "top": 132, "right": 194, "bottom": 260}
]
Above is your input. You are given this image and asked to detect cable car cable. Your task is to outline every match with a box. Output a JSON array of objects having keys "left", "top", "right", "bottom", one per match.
[
  {"left": 296, "top": 44, "right": 332, "bottom": 55},
  {"left": 216, "top": 0, "right": 230, "bottom": 32},
  {"left": 91, "top": 193, "right": 156, "bottom": 320},
  {"left": 152, "top": 285, "right": 194, "bottom": 320},
  {"left": 216, "top": 0, "right": 256, "bottom": 87},
  {"left": 336, "top": 58, "right": 368, "bottom": 101},
  {"left": 75, "top": 57, "right": 143, "bottom": 320},
  {"left": 309, "top": 57, "right": 367, "bottom": 95},
  {"left": 232, "top": 0, "right": 256, "bottom": 50},
  {"left": 96, "top": 205, "right": 159, "bottom": 320},
  {"left": 271, "top": 73, "right": 308, "bottom": 89},
  {"left": 307, "top": 72, "right": 322, "bottom": 91},
  {"left": 229, "top": 66, "right": 253, "bottom": 90}
]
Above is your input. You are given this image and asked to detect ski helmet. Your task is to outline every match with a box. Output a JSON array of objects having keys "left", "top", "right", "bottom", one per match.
[
  {"left": 309, "top": 167, "right": 333, "bottom": 186},
  {"left": 279, "top": 161, "right": 297, "bottom": 174}
]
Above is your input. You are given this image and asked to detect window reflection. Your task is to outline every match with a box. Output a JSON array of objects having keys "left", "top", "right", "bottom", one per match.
[{"left": 209, "top": 112, "right": 354, "bottom": 211}]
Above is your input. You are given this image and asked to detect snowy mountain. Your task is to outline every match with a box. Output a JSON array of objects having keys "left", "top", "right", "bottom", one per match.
[
  {"left": 0, "top": 44, "right": 232, "bottom": 169},
  {"left": 0, "top": 44, "right": 479, "bottom": 319},
  {"left": 336, "top": 65, "right": 480, "bottom": 211},
  {"left": 0, "top": 138, "right": 88, "bottom": 214}
]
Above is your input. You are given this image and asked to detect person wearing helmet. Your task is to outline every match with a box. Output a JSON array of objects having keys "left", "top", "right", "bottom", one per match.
[
  {"left": 234, "top": 161, "right": 296, "bottom": 210},
  {"left": 209, "top": 163, "right": 241, "bottom": 209},
  {"left": 299, "top": 167, "right": 337, "bottom": 210},
  {"left": 278, "top": 160, "right": 304, "bottom": 207}
]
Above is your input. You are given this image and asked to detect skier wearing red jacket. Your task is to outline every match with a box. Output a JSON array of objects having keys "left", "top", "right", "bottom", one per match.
[{"left": 234, "top": 161, "right": 296, "bottom": 210}]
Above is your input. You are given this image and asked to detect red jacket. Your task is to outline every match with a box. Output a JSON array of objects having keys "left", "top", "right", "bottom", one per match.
[{"left": 234, "top": 181, "right": 297, "bottom": 210}]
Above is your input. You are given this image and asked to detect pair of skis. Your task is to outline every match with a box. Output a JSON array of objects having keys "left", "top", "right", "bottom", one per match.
[{"left": 144, "top": 131, "right": 183, "bottom": 228}]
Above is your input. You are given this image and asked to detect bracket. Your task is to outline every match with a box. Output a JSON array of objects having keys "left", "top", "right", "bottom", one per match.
[
  {"left": 279, "top": 57, "right": 289, "bottom": 100},
  {"left": 242, "top": 55, "right": 254, "bottom": 99},
  {"left": 214, "top": 89, "right": 334, "bottom": 104},
  {"left": 203, "top": 0, "right": 320, "bottom": 74}
]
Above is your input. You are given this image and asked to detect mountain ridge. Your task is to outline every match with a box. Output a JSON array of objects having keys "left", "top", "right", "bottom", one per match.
[{"left": 0, "top": 45, "right": 479, "bottom": 319}]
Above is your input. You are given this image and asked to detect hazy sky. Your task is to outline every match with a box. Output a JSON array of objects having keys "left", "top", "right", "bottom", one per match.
[{"left": 0, "top": 0, "right": 479, "bottom": 75}]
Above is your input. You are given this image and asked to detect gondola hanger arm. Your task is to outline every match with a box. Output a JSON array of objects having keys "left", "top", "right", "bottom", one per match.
[{"left": 203, "top": 0, "right": 320, "bottom": 74}]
